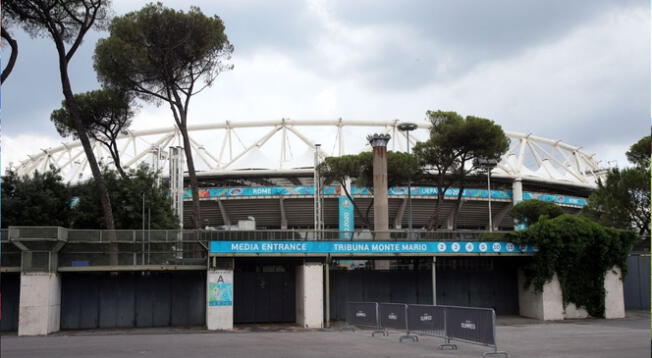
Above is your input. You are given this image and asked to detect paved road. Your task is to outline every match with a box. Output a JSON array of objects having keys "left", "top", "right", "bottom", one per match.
[{"left": 2, "top": 313, "right": 650, "bottom": 358}]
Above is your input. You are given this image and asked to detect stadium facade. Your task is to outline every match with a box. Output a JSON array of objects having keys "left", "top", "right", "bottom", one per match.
[{"left": 1, "top": 120, "right": 626, "bottom": 335}]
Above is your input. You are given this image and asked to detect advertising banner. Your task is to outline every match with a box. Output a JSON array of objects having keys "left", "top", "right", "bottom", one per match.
[
  {"left": 338, "top": 196, "right": 355, "bottom": 238},
  {"left": 209, "top": 241, "right": 536, "bottom": 255},
  {"left": 208, "top": 270, "right": 233, "bottom": 306},
  {"left": 184, "top": 185, "right": 587, "bottom": 207}
]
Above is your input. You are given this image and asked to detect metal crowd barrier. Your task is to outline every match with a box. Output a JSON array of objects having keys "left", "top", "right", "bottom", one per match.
[
  {"left": 378, "top": 303, "right": 418, "bottom": 342},
  {"left": 345, "top": 302, "right": 385, "bottom": 336},
  {"left": 345, "top": 301, "right": 509, "bottom": 357},
  {"left": 405, "top": 304, "right": 448, "bottom": 346}
]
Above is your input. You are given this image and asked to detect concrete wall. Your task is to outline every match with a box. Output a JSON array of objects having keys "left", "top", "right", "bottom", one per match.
[
  {"left": 518, "top": 271, "right": 564, "bottom": 320},
  {"left": 563, "top": 303, "right": 588, "bottom": 319},
  {"left": 206, "top": 269, "right": 234, "bottom": 330},
  {"left": 518, "top": 266, "right": 626, "bottom": 320},
  {"left": 18, "top": 272, "right": 61, "bottom": 336},
  {"left": 604, "top": 267, "right": 625, "bottom": 319},
  {"left": 295, "top": 261, "right": 323, "bottom": 328}
]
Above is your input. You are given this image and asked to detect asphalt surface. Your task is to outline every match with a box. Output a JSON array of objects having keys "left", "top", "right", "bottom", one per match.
[{"left": 1, "top": 312, "right": 650, "bottom": 358}]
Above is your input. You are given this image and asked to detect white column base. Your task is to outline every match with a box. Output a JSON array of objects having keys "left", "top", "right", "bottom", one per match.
[
  {"left": 296, "top": 261, "right": 324, "bottom": 328},
  {"left": 519, "top": 266, "right": 626, "bottom": 320},
  {"left": 206, "top": 268, "right": 234, "bottom": 330},
  {"left": 604, "top": 266, "right": 625, "bottom": 319},
  {"left": 563, "top": 303, "right": 589, "bottom": 319},
  {"left": 518, "top": 270, "right": 564, "bottom": 320},
  {"left": 18, "top": 272, "right": 61, "bottom": 336}
]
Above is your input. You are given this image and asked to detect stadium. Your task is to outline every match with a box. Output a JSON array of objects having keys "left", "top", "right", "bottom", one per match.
[
  {"left": 12, "top": 118, "right": 600, "bottom": 230},
  {"left": 3, "top": 119, "right": 623, "bottom": 334}
]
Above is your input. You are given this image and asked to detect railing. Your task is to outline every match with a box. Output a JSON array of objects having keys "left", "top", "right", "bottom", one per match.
[
  {"left": 202, "top": 229, "right": 507, "bottom": 242},
  {"left": 6, "top": 227, "right": 507, "bottom": 243},
  {"left": 1, "top": 229, "right": 21, "bottom": 269},
  {"left": 3, "top": 227, "right": 207, "bottom": 271},
  {"left": 1, "top": 227, "right": 510, "bottom": 271}
]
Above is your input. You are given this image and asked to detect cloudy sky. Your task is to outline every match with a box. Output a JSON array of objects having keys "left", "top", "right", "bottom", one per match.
[{"left": 2, "top": 0, "right": 650, "bottom": 171}]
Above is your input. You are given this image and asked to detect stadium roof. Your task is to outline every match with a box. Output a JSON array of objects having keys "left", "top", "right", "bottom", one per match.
[{"left": 13, "top": 119, "right": 607, "bottom": 188}]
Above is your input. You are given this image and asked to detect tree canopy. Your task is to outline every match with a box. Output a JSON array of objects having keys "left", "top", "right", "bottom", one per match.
[
  {"left": 413, "top": 110, "right": 509, "bottom": 229},
  {"left": 625, "top": 135, "right": 651, "bottom": 170},
  {"left": 583, "top": 135, "right": 650, "bottom": 242},
  {"left": 51, "top": 89, "right": 134, "bottom": 178},
  {"left": 94, "top": 2, "right": 234, "bottom": 228},
  {"left": 1, "top": 166, "right": 177, "bottom": 230},
  {"left": 4, "top": 0, "right": 118, "bottom": 244},
  {"left": 509, "top": 200, "right": 564, "bottom": 228},
  {"left": 1, "top": 169, "right": 72, "bottom": 228},
  {"left": 512, "top": 214, "right": 636, "bottom": 317},
  {"left": 318, "top": 151, "right": 420, "bottom": 227},
  {"left": 70, "top": 166, "right": 178, "bottom": 230},
  {"left": 1, "top": 13, "right": 19, "bottom": 83}
]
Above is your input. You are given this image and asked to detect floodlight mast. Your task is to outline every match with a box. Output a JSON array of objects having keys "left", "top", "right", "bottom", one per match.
[
  {"left": 475, "top": 158, "right": 499, "bottom": 232},
  {"left": 398, "top": 122, "right": 418, "bottom": 239}
]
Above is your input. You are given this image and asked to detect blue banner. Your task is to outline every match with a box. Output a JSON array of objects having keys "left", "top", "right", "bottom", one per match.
[
  {"left": 185, "top": 186, "right": 587, "bottom": 207},
  {"left": 209, "top": 241, "right": 537, "bottom": 255},
  {"left": 339, "top": 196, "right": 355, "bottom": 238}
]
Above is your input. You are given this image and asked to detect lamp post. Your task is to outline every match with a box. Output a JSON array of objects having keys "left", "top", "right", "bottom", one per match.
[
  {"left": 398, "top": 122, "right": 418, "bottom": 239},
  {"left": 475, "top": 158, "right": 499, "bottom": 232}
]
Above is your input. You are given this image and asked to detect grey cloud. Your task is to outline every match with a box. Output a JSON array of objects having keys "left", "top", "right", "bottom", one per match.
[
  {"left": 2, "top": 30, "right": 105, "bottom": 136},
  {"left": 114, "top": 0, "right": 318, "bottom": 56},
  {"left": 321, "top": 0, "right": 646, "bottom": 89},
  {"left": 2, "top": 1, "right": 318, "bottom": 137}
]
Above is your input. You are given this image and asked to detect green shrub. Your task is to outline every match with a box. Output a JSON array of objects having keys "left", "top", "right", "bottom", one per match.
[{"left": 512, "top": 214, "right": 636, "bottom": 317}]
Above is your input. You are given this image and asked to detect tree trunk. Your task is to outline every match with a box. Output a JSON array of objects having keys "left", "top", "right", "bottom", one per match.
[
  {"left": 428, "top": 176, "right": 446, "bottom": 230},
  {"left": 1, "top": 27, "right": 18, "bottom": 84},
  {"left": 179, "top": 124, "right": 201, "bottom": 229},
  {"left": 451, "top": 166, "right": 467, "bottom": 230},
  {"left": 107, "top": 142, "right": 128, "bottom": 180},
  {"left": 54, "top": 40, "right": 117, "bottom": 265}
]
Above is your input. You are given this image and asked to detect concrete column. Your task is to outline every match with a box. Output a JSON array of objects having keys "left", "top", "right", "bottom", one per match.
[
  {"left": 512, "top": 178, "right": 525, "bottom": 230},
  {"left": 604, "top": 266, "right": 625, "bottom": 319},
  {"left": 512, "top": 177, "right": 523, "bottom": 204},
  {"left": 207, "top": 257, "right": 234, "bottom": 330},
  {"left": 296, "top": 260, "right": 324, "bottom": 328},
  {"left": 518, "top": 267, "right": 626, "bottom": 320},
  {"left": 518, "top": 270, "right": 564, "bottom": 320},
  {"left": 18, "top": 272, "right": 61, "bottom": 336},
  {"left": 367, "top": 133, "right": 391, "bottom": 239}
]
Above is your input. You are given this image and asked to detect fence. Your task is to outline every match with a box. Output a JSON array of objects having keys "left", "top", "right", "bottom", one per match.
[
  {"left": 3, "top": 227, "right": 207, "bottom": 271},
  {"left": 203, "top": 229, "right": 505, "bottom": 242},
  {"left": 345, "top": 302, "right": 385, "bottom": 336},
  {"left": 345, "top": 302, "right": 508, "bottom": 358}
]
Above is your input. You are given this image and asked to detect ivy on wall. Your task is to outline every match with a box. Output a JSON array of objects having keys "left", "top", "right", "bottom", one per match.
[{"left": 511, "top": 214, "right": 636, "bottom": 317}]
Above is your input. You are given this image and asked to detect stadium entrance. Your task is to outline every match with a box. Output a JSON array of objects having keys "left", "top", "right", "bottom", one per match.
[
  {"left": 234, "top": 258, "right": 297, "bottom": 323},
  {"left": 328, "top": 257, "right": 521, "bottom": 321}
]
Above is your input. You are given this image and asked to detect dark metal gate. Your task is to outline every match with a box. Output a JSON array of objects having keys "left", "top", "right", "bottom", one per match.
[
  {"left": 234, "top": 260, "right": 296, "bottom": 323},
  {"left": 436, "top": 257, "right": 519, "bottom": 315},
  {"left": 0, "top": 273, "right": 20, "bottom": 332},
  {"left": 329, "top": 257, "right": 520, "bottom": 321},
  {"left": 329, "top": 261, "right": 433, "bottom": 321},
  {"left": 624, "top": 254, "right": 650, "bottom": 310},
  {"left": 60, "top": 271, "right": 206, "bottom": 329}
]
